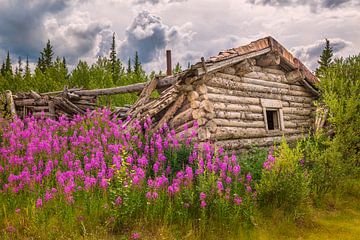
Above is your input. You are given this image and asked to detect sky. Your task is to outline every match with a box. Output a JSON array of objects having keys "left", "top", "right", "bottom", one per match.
[{"left": 0, "top": 0, "right": 359, "bottom": 72}]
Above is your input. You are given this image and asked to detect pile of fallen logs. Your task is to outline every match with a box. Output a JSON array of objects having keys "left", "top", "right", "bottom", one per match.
[
  {"left": 1, "top": 75, "right": 178, "bottom": 120},
  {"left": 4, "top": 88, "right": 97, "bottom": 119}
]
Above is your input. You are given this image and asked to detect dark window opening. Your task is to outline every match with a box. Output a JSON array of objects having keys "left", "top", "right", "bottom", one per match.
[{"left": 266, "top": 110, "right": 279, "bottom": 130}]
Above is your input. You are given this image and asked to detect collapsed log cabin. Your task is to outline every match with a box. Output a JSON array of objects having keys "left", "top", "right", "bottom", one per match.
[
  {"left": 126, "top": 36, "right": 320, "bottom": 151},
  {"left": 1, "top": 36, "right": 320, "bottom": 152}
]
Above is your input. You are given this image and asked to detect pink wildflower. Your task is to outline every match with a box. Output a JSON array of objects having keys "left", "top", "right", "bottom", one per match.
[{"left": 36, "top": 198, "right": 43, "bottom": 208}]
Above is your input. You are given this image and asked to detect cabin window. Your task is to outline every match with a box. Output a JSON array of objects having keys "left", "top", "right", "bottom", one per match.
[
  {"left": 266, "top": 109, "right": 280, "bottom": 130},
  {"left": 260, "top": 99, "right": 284, "bottom": 132}
]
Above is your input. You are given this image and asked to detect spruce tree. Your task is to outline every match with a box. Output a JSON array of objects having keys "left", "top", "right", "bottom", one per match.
[
  {"left": 62, "top": 57, "right": 69, "bottom": 79},
  {"left": 0, "top": 62, "right": 5, "bottom": 76},
  {"left": 133, "top": 51, "right": 141, "bottom": 75},
  {"left": 127, "top": 57, "right": 132, "bottom": 74},
  {"left": 37, "top": 39, "right": 54, "bottom": 73},
  {"left": 17, "top": 56, "right": 23, "bottom": 75},
  {"left": 109, "top": 32, "right": 122, "bottom": 84},
  {"left": 5, "top": 51, "right": 12, "bottom": 76},
  {"left": 316, "top": 39, "right": 333, "bottom": 78},
  {"left": 24, "top": 57, "right": 31, "bottom": 80}
]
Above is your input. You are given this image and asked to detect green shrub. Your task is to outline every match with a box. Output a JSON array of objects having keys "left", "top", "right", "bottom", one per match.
[
  {"left": 256, "top": 139, "right": 309, "bottom": 213},
  {"left": 238, "top": 146, "right": 268, "bottom": 183},
  {"left": 299, "top": 133, "right": 344, "bottom": 201}
]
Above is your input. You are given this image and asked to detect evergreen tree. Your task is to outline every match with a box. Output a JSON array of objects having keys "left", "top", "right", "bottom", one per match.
[
  {"left": 127, "top": 57, "right": 132, "bottom": 74},
  {"left": 62, "top": 57, "right": 69, "bottom": 79},
  {"left": 133, "top": 51, "right": 141, "bottom": 75},
  {"left": 24, "top": 56, "right": 31, "bottom": 84},
  {"left": 37, "top": 39, "right": 54, "bottom": 73},
  {"left": 0, "top": 62, "right": 5, "bottom": 76},
  {"left": 173, "top": 62, "right": 182, "bottom": 74},
  {"left": 17, "top": 56, "right": 23, "bottom": 75},
  {"left": 109, "top": 33, "right": 122, "bottom": 84},
  {"left": 316, "top": 39, "right": 333, "bottom": 78},
  {"left": 5, "top": 51, "right": 12, "bottom": 76}
]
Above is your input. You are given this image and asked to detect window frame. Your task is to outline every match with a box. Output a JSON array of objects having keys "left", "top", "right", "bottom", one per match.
[{"left": 261, "top": 99, "right": 284, "bottom": 132}]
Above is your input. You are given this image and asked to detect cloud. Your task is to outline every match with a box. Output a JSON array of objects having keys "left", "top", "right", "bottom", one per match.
[
  {"left": 247, "top": 0, "right": 354, "bottom": 11},
  {"left": 291, "top": 38, "right": 352, "bottom": 70},
  {"left": 119, "top": 11, "right": 195, "bottom": 70},
  {"left": 45, "top": 12, "right": 111, "bottom": 64},
  {"left": 0, "top": 0, "right": 109, "bottom": 65},
  {"left": 133, "top": 0, "right": 187, "bottom": 5},
  {"left": 0, "top": 0, "right": 71, "bottom": 59}
]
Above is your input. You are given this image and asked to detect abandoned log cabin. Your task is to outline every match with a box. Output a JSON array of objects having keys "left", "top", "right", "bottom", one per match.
[
  {"left": 127, "top": 36, "right": 320, "bottom": 151},
  {"left": 2, "top": 36, "right": 320, "bottom": 151}
]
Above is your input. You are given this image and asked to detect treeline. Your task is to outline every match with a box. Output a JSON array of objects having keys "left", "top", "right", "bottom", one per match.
[{"left": 0, "top": 34, "right": 165, "bottom": 106}]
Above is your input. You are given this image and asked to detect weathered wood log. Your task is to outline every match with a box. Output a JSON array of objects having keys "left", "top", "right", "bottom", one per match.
[
  {"left": 213, "top": 118, "right": 265, "bottom": 128},
  {"left": 196, "top": 84, "right": 207, "bottom": 95},
  {"left": 244, "top": 70, "right": 286, "bottom": 83},
  {"left": 207, "top": 86, "right": 313, "bottom": 104},
  {"left": 4, "top": 90, "right": 16, "bottom": 116},
  {"left": 198, "top": 127, "right": 211, "bottom": 141},
  {"left": 283, "top": 114, "right": 311, "bottom": 121},
  {"left": 170, "top": 108, "right": 193, "bottom": 128},
  {"left": 207, "top": 76, "right": 312, "bottom": 97},
  {"left": 187, "top": 91, "right": 199, "bottom": 102},
  {"left": 192, "top": 109, "right": 206, "bottom": 120},
  {"left": 221, "top": 66, "right": 236, "bottom": 75},
  {"left": 200, "top": 100, "right": 214, "bottom": 113},
  {"left": 153, "top": 94, "right": 185, "bottom": 132},
  {"left": 215, "top": 133, "right": 309, "bottom": 149},
  {"left": 215, "top": 110, "right": 264, "bottom": 120},
  {"left": 256, "top": 52, "right": 281, "bottom": 67},
  {"left": 208, "top": 93, "right": 260, "bottom": 105},
  {"left": 33, "top": 106, "right": 50, "bottom": 112},
  {"left": 14, "top": 98, "right": 48, "bottom": 106},
  {"left": 282, "top": 107, "right": 311, "bottom": 116},
  {"left": 74, "top": 77, "right": 176, "bottom": 96},
  {"left": 30, "top": 90, "right": 41, "bottom": 100},
  {"left": 284, "top": 120, "right": 314, "bottom": 129},
  {"left": 286, "top": 69, "right": 303, "bottom": 84},
  {"left": 175, "top": 85, "right": 194, "bottom": 92},
  {"left": 213, "top": 102, "right": 263, "bottom": 113},
  {"left": 195, "top": 47, "right": 271, "bottom": 75},
  {"left": 205, "top": 120, "right": 217, "bottom": 133},
  {"left": 190, "top": 100, "right": 200, "bottom": 109},
  {"left": 32, "top": 112, "right": 56, "bottom": 118},
  {"left": 212, "top": 127, "right": 304, "bottom": 141},
  {"left": 234, "top": 58, "right": 256, "bottom": 76}
]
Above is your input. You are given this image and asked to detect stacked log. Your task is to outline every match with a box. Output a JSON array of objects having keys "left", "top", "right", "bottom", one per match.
[{"left": 9, "top": 89, "right": 97, "bottom": 119}]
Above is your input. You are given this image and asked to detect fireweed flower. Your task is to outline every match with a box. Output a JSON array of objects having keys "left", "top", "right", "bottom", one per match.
[
  {"left": 115, "top": 196, "right": 122, "bottom": 206},
  {"left": 36, "top": 198, "right": 43, "bottom": 208},
  {"left": 200, "top": 192, "right": 206, "bottom": 200},
  {"left": 246, "top": 173, "right": 252, "bottom": 182},
  {"left": 200, "top": 200, "right": 207, "bottom": 208}
]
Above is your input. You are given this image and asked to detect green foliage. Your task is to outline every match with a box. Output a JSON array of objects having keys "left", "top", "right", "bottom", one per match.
[
  {"left": 238, "top": 146, "right": 268, "bottom": 182},
  {"left": 318, "top": 54, "right": 360, "bottom": 174},
  {"left": 256, "top": 139, "right": 310, "bottom": 213},
  {"left": 37, "top": 39, "right": 54, "bottom": 73},
  {"left": 316, "top": 39, "right": 333, "bottom": 78}
]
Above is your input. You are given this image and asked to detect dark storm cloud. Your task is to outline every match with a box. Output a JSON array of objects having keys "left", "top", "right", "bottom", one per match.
[
  {"left": 247, "top": 0, "right": 352, "bottom": 10},
  {"left": 0, "top": 0, "right": 108, "bottom": 64},
  {"left": 291, "top": 38, "right": 351, "bottom": 70},
  {"left": 0, "top": 0, "right": 72, "bottom": 60},
  {"left": 119, "top": 11, "right": 193, "bottom": 64}
]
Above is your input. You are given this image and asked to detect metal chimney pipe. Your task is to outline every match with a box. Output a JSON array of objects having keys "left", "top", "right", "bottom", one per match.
[{"left": 166, "top": 50, "right": 172, "bottom": 76}]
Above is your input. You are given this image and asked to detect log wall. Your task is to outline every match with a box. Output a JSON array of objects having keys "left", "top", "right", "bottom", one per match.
[{"left": 201, "top": 63, "right": 317, "bottom": 151}]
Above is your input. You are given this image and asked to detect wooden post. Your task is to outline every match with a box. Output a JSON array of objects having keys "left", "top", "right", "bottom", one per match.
[
  {"left": 166, "top": 50, "right": 172, "bottom": 76},
  {"left": 5, "top": 90, "right": 16, "bottom": 117}
]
